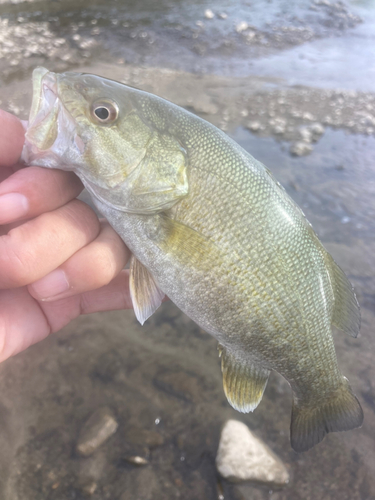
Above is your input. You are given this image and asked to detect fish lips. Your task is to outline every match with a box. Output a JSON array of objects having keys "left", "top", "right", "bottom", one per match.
[{"left": 22, "top": 67, "right": 82, "bottom": 168}]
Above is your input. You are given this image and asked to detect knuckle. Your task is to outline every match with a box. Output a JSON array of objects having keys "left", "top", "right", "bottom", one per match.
[
  {"left": 0, "top": 236, "right": 33, "bottom": 287},
  {"left": 62, "top": 200, "right": 100, "bottom": 241},
  {"left": 93, "top": 249, "right": 118, "bottom": 287}
]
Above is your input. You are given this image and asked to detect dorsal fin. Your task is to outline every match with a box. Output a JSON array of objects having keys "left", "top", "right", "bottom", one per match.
[
  {"left": 324, "top": 253, "right": 360, "bottom": 338},
  {"left": 129, "top": 256, "right": 165, "bottom": 325},
  {"left": 219, "top": 345, "right": 270, "bottom": 413}
]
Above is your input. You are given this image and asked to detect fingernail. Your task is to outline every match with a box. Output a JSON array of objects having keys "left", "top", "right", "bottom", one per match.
[
  {"left": 31, "top": 269, "right": 70, "bottom": 300},
  {"left": 0, "top": 193, "right": 29, "bottom": 224}
]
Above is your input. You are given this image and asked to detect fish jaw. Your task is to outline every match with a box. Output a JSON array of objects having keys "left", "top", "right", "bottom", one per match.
[{"left": 22, "top": 67, "right": 84, "bottom": 171}]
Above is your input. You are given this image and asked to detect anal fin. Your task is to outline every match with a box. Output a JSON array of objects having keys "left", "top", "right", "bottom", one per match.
[
  {"left": 219, "top": 345, "right": 270, "bottom": 413},
  {"left": 129, "top": 256, "right": 165, "bottom": 325}
]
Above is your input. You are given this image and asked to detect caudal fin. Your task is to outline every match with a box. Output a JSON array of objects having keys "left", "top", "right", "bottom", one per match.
[{"left": 290, "top": 378, "right": 363, "bottom": 453}]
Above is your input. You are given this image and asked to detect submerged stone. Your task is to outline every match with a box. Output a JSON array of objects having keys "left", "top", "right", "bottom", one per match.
[
  {"left": 76, "top": 407, "right": 118, "bottom": 457},
  {"left": 216, "top": 420, "right": 289, "bottom": 486}
]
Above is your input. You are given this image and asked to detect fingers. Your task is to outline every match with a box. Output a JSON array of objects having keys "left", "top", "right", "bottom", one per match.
[
  {"left": 0, "top": 271, "right": 133, "bottom": 363},
  {"left": 0, "top": 110, "right": 25, "bottom": 168},
  {"left": 0, "top": 287, "right": 51, "bottom": 362},
  {"left": 39, "top": 270, "right": 133, "bottom": 333},
  {"left": 29, "top": 220, "right": 131, "bottom": 301},
  {"left": 0, "top": 199, "right": 100, "bottom": 289},
  {"left": 0, "top": 166, "right": 83, "bottom": 225}
]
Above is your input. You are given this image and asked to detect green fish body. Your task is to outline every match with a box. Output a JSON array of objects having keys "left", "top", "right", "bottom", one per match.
[{"left": 22, "top": 68, "right": 363, "bottom": 452}]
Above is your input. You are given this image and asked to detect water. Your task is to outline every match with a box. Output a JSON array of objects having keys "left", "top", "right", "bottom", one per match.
[{"left": 0, "top": 1, "right": 374, "bottom": 499}]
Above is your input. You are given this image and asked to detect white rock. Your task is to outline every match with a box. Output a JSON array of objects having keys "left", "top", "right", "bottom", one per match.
[
  {"left": 219, "top": 12, "right": 228, "bottom": 19},
  {"left": 216, "top": 420, "right": 289, "bottom": 486},
  {"left": 204, "top": 9, "right": 215, "bottom": 19},
  {"left": 236, "top": 21, "right": 248, "bottom": 33},
  {"left": 247, "top": 120, "right": 261, "bottom": 132},
  {"left": 310, "top": 122, "right": 325, "bottom": 137},
  {"left": 299, "top": 127, "right": 313, "bottom": 143},
  {"left": 290, "top": 141, "right": 313, "bottom": 156}
]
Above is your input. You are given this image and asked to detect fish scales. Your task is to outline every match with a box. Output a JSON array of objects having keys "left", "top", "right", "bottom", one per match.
[{"left": 22, "top": 68, "right": 363, "bottom": 452}]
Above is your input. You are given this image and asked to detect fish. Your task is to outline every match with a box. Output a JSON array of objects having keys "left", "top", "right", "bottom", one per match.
[{"left": 22, "top": 67, "right": 363, "bottom": 452}]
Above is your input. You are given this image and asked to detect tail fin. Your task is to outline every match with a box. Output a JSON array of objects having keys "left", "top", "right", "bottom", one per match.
[{"left": 290, "top": 378, "right": 363, "bottom": 452}]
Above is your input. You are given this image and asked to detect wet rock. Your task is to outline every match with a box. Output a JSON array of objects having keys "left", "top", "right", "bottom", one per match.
[
  {"left": 81, "top": 481, "right": 97, "bottom": 496},
  {"left": 154, "top": 369, "right": 204, "bottom": 403},
  {"left": 236, "top": 22, "right": 249, "bottom": 33},
  {"left": 204, "top": 9, "right": 215, "bottom": 20},
  {"left": 246, "top": 120, "right": 261, "bottom": 132},
  {"left": 125, "top": 426, "right": 164, "bottom": 448},
  {"left": 124, "top": 455, "right": 149, "bottom": 466},
  {"left": 299, "top": 126, "right": 313, "bottom": 143},
  {"left": 219, "top": 13, "right": 228, "bottom": 20},
  {"left": 216, "top": 420, "right": 289, "bottom": 486},
  {"left": 76, "top": 407, "right": 118, "bottom": 457},
  {"left": 310, "top": 122, "right": 325, "bottom": 138},
  {"left": 290, "top": 141, "right": 313, "bottom": 156},
  {"left": 119, "top": 468, "right": 159, "bottom": 500}
]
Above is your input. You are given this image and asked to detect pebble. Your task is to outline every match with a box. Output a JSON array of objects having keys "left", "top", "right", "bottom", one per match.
[
  {"left": 124, "top": 456, "right": 149, "bottom": 466},
  {"left": 219, "top": 13, "right": 228, "bottom": 19},
  {"left": 236, "top": 21, "right": 249, "bottom": 33},
  {"left": 299, "top": 127, "right": 313, "bottom": 143},
  {"left": 204, "top": 9, "right": 215, "bottom": 19},
  {"left": 246, "top": 120, "right": 261, "bottom": 132},
  {"left": 216, "top": 420, "right": 289, "bottom": 486},
  {"left": 81, "top": 481, "right": 97, "bottom": 496},
  {"left": 290, "top": 141, "right": 313, "bottom": 156},
  {"left": 76, "top": 407, "right": 118, "bottom": 457},
  {"left": 310, "top": 122, "right": 325, "bottom": 137}
]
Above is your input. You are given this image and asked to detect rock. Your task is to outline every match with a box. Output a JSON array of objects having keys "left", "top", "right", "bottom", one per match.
[
  {"left": 219, "top": 13, "right": 228, "bottom": 19},
  {"left": 299, "top": 127, "right": 313, "bottom": 143},
  {"left": 216, "top": 420, "right": 289, "bottom": 486},
  {"left": 236, "top": 21, "right": 249, "bottom": 33},
  {"left": 204, "top": 9, "right": 215, "bottom": 19},
  {"left": 290, "top": 141, "right": 313, "bottom": 156},
  {"left": 125, "top": 427, "right": 164, "bottom": 448},
  {"left": 81, "top": 481, "right": 97, "bottom": 496},
  {"left": 310, "top": 122, "right": 325, "bottom": 137},
  {"left": 76, "top": 407, "right": 118, "bottom": 457},
  {"left": 246, "top": 120, "right": 261, "bottom": 132},
  {"left": 124, "top": 455, "right": 149, "bottom": 466}
]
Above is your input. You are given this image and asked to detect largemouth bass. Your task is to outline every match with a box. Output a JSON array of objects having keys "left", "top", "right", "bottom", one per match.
[{"left": 22, "top": 67, "right": 363, "bottom": 452}]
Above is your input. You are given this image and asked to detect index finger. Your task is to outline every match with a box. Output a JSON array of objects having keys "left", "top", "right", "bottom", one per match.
[{"left": 0, "top": 110, "right": 25, "bottom": 168}]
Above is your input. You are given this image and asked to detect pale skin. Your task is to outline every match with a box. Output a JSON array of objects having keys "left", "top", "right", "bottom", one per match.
[{"left": 0, "top": 110, "right": 135, "bottom": 363}]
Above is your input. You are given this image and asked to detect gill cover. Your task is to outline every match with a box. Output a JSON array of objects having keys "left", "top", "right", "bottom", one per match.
[{"left": 83, "top": 129, "right": 189, "bottom": 214}]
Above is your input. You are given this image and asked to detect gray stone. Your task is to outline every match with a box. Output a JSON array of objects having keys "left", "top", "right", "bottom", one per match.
[
  {"left": 216, "top": 420, "right": 289, "bottom": 486},
  {"left": 76, "top": 407, "right": 118, "bottom": 457}
]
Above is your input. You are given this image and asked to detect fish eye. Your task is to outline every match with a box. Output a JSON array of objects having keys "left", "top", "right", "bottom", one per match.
[{"left": 91, "top": 100, "right": 119, "bottom": 124}]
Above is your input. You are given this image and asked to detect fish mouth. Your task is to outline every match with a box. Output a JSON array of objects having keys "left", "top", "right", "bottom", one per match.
[
  {"left": 22, "top": 67, "right": 80, "bottom": 168},
  {"left": 24, "top": 67, "right": 60, "bottom": 153},
  {"left": 29, "top": 67, "right": 57, "bottom": 126}
]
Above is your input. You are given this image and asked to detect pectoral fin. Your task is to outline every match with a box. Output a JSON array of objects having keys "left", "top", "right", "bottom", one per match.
[
  {"left": 324, "top": 253, "right": 360, "bottom": 338},
  {"left": 219, "top": 345, "right": 270, "bottom": 413},
  {"left": 129, "top": 256, "right": 165, "bottom": 325},
  {"left": 155, "top": 215, "right": 221, "bottom": 268}
]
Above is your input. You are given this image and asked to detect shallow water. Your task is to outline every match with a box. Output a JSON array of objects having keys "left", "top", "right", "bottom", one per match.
[{"left": 0, "top": 0, "right": 374, "bottom": 499}]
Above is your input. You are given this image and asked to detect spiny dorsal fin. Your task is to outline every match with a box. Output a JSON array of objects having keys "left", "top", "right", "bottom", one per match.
[
  {"left": 324, "top": 253, "right": 360, "bottom": 338},
  {"left": 129, "top": 256, "right": 165, "bottom": 325},
  {"left": 219, "top": 345, "right": 270, "bottom": 413},
  {"left": 291, "top": 377, "right": 363, "bottom": 452}
]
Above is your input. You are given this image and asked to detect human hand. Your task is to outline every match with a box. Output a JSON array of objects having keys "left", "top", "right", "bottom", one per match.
[{"left": 0, "top": 110, "right": 133, "bottom": 363}]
